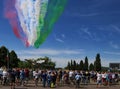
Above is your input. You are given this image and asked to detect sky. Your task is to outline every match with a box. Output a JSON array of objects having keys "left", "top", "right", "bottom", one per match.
[{"left": 0, "top": 0, "right": 120, "bottom": 68}]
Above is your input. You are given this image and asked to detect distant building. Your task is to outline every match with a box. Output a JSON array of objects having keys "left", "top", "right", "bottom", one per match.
[{"left": 109, "top": 63, "right": 120, "bottom": 70}]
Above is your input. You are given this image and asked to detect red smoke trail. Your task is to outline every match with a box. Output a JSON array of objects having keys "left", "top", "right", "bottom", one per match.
[
  {"left": 4, "top": 0, "right": 21, "bottom": 38},
  {"left": 4, "top": 0, "right": 30, "bottom": 47}
]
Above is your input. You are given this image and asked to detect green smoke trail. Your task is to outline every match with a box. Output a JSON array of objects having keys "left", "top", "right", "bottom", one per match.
[
  {"left": 34, "top": 0, "right": 67, "bottom": 48},
  {"left": 36, "top": 0, "right": 49, "bottom": 48}
]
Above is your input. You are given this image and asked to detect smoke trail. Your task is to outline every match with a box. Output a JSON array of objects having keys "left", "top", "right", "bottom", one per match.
[
  {"left": 4, "top": 0, "right": 67, "bottom": 48},
  {"left": 15, "top": 0, "right": 41, "bottom": 46},
  {"left": 4, "top": 0, "right": 29, "bottom": 46},
  {"left": 4, "top": 0, "right": 21, "bottom": 38},
  {"left": 34, "top": 0, "right": 67, "bottom": 48}
]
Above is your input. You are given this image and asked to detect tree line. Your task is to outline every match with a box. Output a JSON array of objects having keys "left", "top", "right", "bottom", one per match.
[
  {"left": 65, "top": 54, "right": 102, "bottom": 71},
  {"left": 0, "top": 46, "right": 20, "bottom": 68},
  {"left": 0, "top": 46, "right": 56, "bottom": 69},
  {"left": 0, "top": 46, "right": 102, "bottom": 71}
]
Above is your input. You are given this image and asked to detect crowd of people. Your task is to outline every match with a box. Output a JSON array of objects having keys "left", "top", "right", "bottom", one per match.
[{"left": 0, "top": 68, "right": 120, "bottom": 89}]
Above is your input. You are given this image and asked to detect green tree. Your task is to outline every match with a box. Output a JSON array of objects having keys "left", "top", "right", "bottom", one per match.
[
  {"left": 66, "top": 61, "right": 70, "bottom": 70},
  {"left": 94, "top": 60, "right": 96, "bottom": 71},
  {"left": 18, "top": 61, "right": 26, "bottom": 68},
  {"left": 76, "top": 63, "right": 79, "bottom": 70},
  {"left": 24, "top": 59, "right": 34, "bottom": 68},
  {"left": 37, "top": 56, "right": 56, "bottom": 69},
  {"left": 94, "top": 53, "right": 101, "bottom": 71},
  {"left": 70, "top": 60, "right": 73, "bottom": 70},
  {"left": 0, "top": 46, "right": 8, "bottom": 67},
  {"left": 89, "top": 63, "right": 94, "bottom": 71},
  {"left": 9, "top": 50, "right": 20, "bottom": 68},
  {"left": 79, "top": 60, "right": 84, "bottom": 70},
  {"left": 84, "top": 56, "right": 89, "bottom": 71},
  {"left": 73, "top": 60, "right": 76, "bottom": 70}
]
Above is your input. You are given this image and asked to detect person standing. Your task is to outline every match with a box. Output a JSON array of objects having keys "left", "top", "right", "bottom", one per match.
[
  {"left": 15, "top": 68, "right": 20, "bottom": 86},
  {"left": 20, "top": 69, "right": 25, "bottom": 86},
  {"left": 34, "top": 70, "right": 39, "bottom": 87},
  {"left": 2, "top": 69, "right": 8, "bottom": 85},
  {"left": 9, "top": 70, "right": 16, "bottom": 89},
  {"left": 75, "top": 72, "right": 81, "bottom": 88},
  {"left": 47, "top": 72, "right": 51, "bottom": 87},
  {"left": 24, "top": 68, "right": 29, "bottom": 85},
  {"left": 41, "top": 70, "right": 47, "bottom": 87},
  {"left": 96, "top": 72, "right": 102, "bottom": 88}
]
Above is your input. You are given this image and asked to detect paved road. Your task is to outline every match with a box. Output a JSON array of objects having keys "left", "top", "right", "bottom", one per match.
[
  {"left": 0, "top": 84, "right": 120, "bottom": 89},
  {"left": 0, "top": 80, "right": 119, "bottom": 89}
]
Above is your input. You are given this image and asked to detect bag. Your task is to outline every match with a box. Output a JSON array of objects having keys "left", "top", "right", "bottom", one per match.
[
  {"left": 75, "top": 75, "right": 80, "bottom": 81},
  {"left": 51, "top": 82, "right": 55, "bottom": 88},
  {"left": 76, "top": 77, "right": 80, "bottom": 81}
]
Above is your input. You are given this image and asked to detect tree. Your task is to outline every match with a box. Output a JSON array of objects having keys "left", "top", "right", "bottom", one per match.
[
  {"left": 18, "top": 59, "right": 36, "bottom": 69},
  {"left": 94, "top": 53, "right": 101, "bottom": 71},
  {"left": 66, "top": 61, "right": 70, "bottom": 70},
  {"left": 9, "top": 50, "right": 20, "bottom": 68},
  {"left": 89, "top": 63, "right": 94, "bottom": 71},
  {"left": 18, "top": 57, "right": 56, "bottom": 69},
  {"left": 0, "top": 46, "right": 8, "bottom": 67},
  {"left": 37, "top": 56, "right": 56, "bottom": 69},
  {"left": 76, "top": 63, "right": 79, "bottom": 70},
  {"left": 94, "top": 60, "right": 96, "bottom": 71},
  {"left": 18, "top": 61, "right": 25, "bottom": 68},
  {"left": 84, "top": 56, "right": 89, "bottom": 71},
  {"left": 79, "top": 60, "right": 84, "bottom": 70},
  {"left": 73, "top": 60, "right": 76, "bottom": 70},
  {"left": 70, "top": 60, "right": 73, "bottom": 70},
  {"left": 24, "top": 59, "right": 34, "bottom": 68}
]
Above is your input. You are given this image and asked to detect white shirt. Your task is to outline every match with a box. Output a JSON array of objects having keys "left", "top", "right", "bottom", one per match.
[
  {"left": 35, "top": 72, "right": 39, "bottom": 79},
  {"left": 33, "top": 71, "right": 36, "bottom": 77},
  {"left": 112, "top": 74, "right": 115, "bottom": 79},
  {"left": 97, "top": 73, "right": 102, "bottom": 80},
  {"left": 69, "top": 71, "right": 73, "bottom": 77},
  {"left": 3, "top": 70, "right": 8, "bottom": 78},
  {"left": 102, "top": 73, "right": 107, "bottom": 78}
]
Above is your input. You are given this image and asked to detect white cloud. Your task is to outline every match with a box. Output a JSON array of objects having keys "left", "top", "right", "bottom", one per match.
[
  {"left": 52, "top": 57, "right": 70, "bottom": 68},
  {"left": 61, "top": 34, "right": 65, "bottom": 38},
  {"left": 19, "top": 49, "right": 82, "bottom": 55},
  {"left": 53, "top": 57, "right": 119, "bottom": 68},
  {"left": 18, "top": 56, "right": 82, "bottom": 68},
  {"left": 16, "top": 48, "right": 84, "bottom": 67},
  {"left": 16, "top": 48, "right": 83, "bottom": 58},
  {"left": 55, "top": 38, "right": 64, "bottom": 43},
  {"left": 101, "top": 58, "right": 120, "bottom": 67},
  {"left": 84, "top": 28, "right": 91, "bottom": 36},
  {"left": 54, "top": 34, "right": 65, "bottom": 43},
  {"left": 79, "top": 13, "right": 99, "bottom": 17},
  {"left": 104, "top": 51, "right": 120, "bottom": 55},
  {"left": 67, "top": 12, "right": 99, "bottom": 17},
  {"left": 80, "top": 27, "right": 93, "bottom": 39},
  {"left": 111, "top": 25, "right": 120, "bottom": 33},
  {"left": 109, "top": 41, "right": 119, "bottom": 49},
  {"left": 16, "top": 49, "right": 119, "bottom": 68},
  {"left": 17, "top": 55, "right": 42, "bottom": 60},
  {"left": 52, "top": 57, "right": 87, "bottom": 68}
]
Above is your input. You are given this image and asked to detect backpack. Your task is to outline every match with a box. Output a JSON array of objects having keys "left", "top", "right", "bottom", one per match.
[{"left": 75, "top": 74, "right": 81, "bottom": 81}]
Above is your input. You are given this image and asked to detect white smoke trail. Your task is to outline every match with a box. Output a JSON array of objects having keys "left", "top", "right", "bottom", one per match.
[{"left": 15, "top": 0, "right": 41, "bottom": 46}]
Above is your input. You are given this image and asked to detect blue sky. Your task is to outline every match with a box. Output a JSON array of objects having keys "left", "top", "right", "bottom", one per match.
[{"left": 0, "top": 0, "right": 120, "bottom": 67}]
